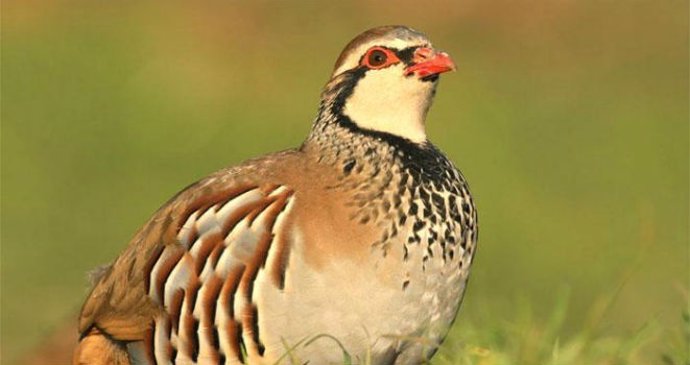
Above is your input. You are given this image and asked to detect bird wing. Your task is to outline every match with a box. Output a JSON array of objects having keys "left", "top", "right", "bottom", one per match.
[{"left": 76, "top": 169, "right": 296, "bottom": 364}]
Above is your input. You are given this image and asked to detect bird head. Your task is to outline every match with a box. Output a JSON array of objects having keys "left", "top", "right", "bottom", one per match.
[{"left": 322, "top": 26, "right": 456, "bottom": 144}]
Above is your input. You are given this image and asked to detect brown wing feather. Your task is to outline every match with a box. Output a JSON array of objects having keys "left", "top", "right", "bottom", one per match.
[{"left": 75, "top": 157, "right": 298, "bottom": 364}]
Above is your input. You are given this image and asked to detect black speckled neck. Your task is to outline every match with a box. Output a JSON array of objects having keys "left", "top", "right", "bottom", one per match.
[{"left": 305, "top": 64, "right": 450, "bottom": 185}]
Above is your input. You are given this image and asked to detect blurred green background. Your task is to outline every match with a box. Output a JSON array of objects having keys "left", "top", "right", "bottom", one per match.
[{"left": 2, "top": 1, "right": 688, "bottom": 364}]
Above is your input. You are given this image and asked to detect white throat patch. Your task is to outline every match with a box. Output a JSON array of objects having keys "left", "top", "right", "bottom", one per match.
[{"left": 342, "top": 65, "right": 435, "bottom": 144}]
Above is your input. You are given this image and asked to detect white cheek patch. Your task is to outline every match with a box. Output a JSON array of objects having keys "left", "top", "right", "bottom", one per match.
[{"left": 342, "top": 66, "right": 434, "bottom": 144}]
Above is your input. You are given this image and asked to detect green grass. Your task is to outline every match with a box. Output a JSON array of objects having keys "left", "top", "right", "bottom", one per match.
[
  {"left": 2, "top": 1, "right": 688, "bottom": 364},
  {"left": 434, "top": 293, "right": 674, "bottom": 365}
]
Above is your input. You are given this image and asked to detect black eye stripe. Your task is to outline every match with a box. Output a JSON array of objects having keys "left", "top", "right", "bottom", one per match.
[
  {"left": 355, "top": 45, "right": 422, "bottom": 70},
  {"left": 396, "top": 47, "right": 418, "bottom": 65}
]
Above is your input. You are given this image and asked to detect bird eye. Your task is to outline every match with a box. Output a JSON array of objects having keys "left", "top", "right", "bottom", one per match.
[
  {"left": 361, "top": 47, "right": 400, "bottom": 69},
  {"left": 362, "top": 47, "right": 394, "bottom": 69},
  {"left": 368, "top": 49, "right": 388, "bottom": 67}
]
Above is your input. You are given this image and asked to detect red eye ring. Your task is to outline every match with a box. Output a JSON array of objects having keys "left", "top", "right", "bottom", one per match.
[{"left": 362, "top": 47, "right": 400, "bottom": 69}]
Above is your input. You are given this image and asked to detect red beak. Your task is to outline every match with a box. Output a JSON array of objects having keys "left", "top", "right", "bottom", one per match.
[{"left": 404, "top": 47, "right": 456, "bottom": 79}]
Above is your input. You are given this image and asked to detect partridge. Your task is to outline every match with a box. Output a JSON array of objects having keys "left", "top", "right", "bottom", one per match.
[{"left": 74, "top": 25, "right": 478, "bottom": 365}]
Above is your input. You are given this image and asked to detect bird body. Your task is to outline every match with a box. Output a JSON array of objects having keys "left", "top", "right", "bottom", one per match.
[{"left": 74, "top": 26, "right": 477, "bottom": 365}]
